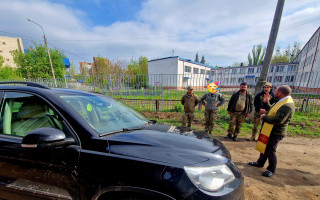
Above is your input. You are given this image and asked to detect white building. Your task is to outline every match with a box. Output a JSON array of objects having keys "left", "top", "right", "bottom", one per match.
[
  {"left": 0, "top": 36, "right": 24, "bottom": 69},
  {"left": 294, "top": 27, "right": 320, "bottom": 92},
  {"left": 211, "top": 63, "right": 298, "bottom": 88},
  {"left": 148, "top": 56, "right": 215, "bottom": 89},
  {"left": 148, "top": 56, "right": 298, "bottom": 90}
]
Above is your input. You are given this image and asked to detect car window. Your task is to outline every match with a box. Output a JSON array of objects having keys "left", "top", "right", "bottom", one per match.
[
  {"left": 60, "top": 94, "right": 148, "bottom": 135},
  {"left": 0, "top": 92, "right": 63, "bottom": 137}
]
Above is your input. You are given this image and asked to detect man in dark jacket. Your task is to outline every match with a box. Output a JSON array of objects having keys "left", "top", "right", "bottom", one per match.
[
  {"left": 248, "top": 85, "right": 295, "bottom": 177},
  {"left": 248, "top": 82, "right": 277, "bottom": 141},
  {"left": 227, "top": 82, "right": 253, "bottom": 141},
  {"left": 181, "top": 86, "right": 199, "bottom": 128}
]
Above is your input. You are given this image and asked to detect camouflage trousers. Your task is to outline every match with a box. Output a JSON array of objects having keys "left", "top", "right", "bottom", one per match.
[
  {"left": 204, "top": 110, "right": 218, "bottom": 133},
  {"left": 182, "top": 112, "right": 194, "bottom": 127},
  {"left": 227, "top": 112, "right": 246, "bottom": 136},
  {"left": 251, "top": 111, "right": 261, "bottom": 136}
]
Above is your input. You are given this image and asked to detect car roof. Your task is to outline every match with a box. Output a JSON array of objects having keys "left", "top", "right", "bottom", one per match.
[{"left": 0, "top": 81, "right": 98, "bottom": 96}]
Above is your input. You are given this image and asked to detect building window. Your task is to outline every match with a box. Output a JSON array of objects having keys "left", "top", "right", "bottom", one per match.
[
  {"left": 185, "top": 66, "right": 191, "bottom": 73},
  {"left": 276, "top": 66, "right": 284, "bottom": 72},
  {"left": 225, "top": 78, "right": 229, "bottom": 84},
  {"left": 210, "top": 71, "right": 215, "bottom": 76},
  {"left": 290, "top": 76, "right": 295, "bottom": 82},
  {"left": 248, "top": 68, "right": 254, "bottom": 74},
  {"left": 287, "top": 65, "right": 297, "bottom": 72},
  {"left": 238, "top": 77, "right": 244, "bottom": 83},
  {"left": 255, "top": 77, "right": 260, "bottom": 82},
  {"left": 206, "top": 70, "right": 210, "bottom": 75},
  {"left": 257, "top": 67, "right": 262, "bottom": 73},
  {"left": 2, "top": 42, "right": 5, "bottom": 45},
  {"left": 267, "top": 76, "right": 272, "bottom": 82},
  {"left": 304, "top": 72, "right": 309, "bottom": 82},
  {"left": 269, "top": 66, "right": 274, "bottom": 72},
  {"left": 240, "top": 69, "right": 245, "bottom": 74},
  {"left": 232, "top": 69, "right": 237, "bottom": 74},
  {"left": 274, "top": 76, "right": 282, "bottom": 82},
  {"left": 200, "top": 69, "right": 205, "bottom": 74},
  {"left": 231, "top": 78, "right": 236, "bottom": 84},
  {"left": 224, "top": 69, "right": 230, "bottom": 73},
  {"left": 285, "top": 76, "right": 290, "bottom": 82},
  {"left": 6, "top": 59, "right": 9, "bottom": 61},
  {"left": 193, "top": 68, "right": 199, "bottom": 74},
  {"left": 0, "top": 50, "right": 2, "bottom": 53},
  {"left": 9, "top": 50, "right": 12, "bottom": 53}
]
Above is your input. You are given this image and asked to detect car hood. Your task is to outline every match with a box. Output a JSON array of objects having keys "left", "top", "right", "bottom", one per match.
[{"left": 107, "top": 127, "right": 230, "bottom": 167}]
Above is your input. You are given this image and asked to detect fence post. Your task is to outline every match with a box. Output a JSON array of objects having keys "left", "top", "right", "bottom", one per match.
[
  {"left": 156, "top": 99, "right": 159, "bottom": 111},
  {"left": 64, "top": 75, "right": 68, "bottom": 88}
]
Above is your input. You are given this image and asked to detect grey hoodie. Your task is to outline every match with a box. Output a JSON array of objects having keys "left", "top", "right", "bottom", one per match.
[{"left": 201, "top": 92, "right": 226, "bottom": 111}]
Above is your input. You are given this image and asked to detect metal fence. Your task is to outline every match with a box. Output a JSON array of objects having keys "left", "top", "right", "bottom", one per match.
[{"left": 1, "top": 71, "right": 320, "bottom": 113}]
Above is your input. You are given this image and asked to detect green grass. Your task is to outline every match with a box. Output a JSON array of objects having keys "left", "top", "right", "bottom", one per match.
[{"left": 140, "top": 109, "right": 320, "bottom": 138}]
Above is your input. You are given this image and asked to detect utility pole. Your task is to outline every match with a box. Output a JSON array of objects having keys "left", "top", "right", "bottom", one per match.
[
  {"left": 254, "top": 0, "right": 285, "bottom": 95},
  {"left": 27, "top": 18, "right": 57, "bottom": 87}
]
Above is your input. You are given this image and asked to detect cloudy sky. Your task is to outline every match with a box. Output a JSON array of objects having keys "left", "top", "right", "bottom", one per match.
[{"left": 0, "top": 0, "right": 319, "bottom": 71}]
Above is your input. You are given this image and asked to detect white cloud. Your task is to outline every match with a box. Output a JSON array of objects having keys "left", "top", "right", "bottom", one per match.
[{"left": 0, "top": 0, "right": 319, "bottom": 70}]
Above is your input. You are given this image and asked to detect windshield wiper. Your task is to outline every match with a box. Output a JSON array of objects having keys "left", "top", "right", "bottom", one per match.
[{"left": 99, "top": 127, "right": 144, "bottom": 137}]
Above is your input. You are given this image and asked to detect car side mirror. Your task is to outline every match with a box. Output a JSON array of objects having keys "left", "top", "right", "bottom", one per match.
[{"left": 21, "top": 127, "right": 75, "bottom": 148}]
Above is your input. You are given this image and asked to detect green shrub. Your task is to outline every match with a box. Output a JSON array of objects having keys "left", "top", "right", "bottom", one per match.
[{"left": 174, "top": 102, "right": 184, "bottom": 112}]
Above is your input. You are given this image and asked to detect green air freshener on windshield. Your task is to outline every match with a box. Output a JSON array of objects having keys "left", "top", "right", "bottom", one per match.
[{"left": 87, "top": 104, "right": 92, "bottom": 112}]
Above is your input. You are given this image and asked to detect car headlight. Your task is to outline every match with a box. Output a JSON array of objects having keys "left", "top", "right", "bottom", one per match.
[{"left": 184, "top": 164, "right": 235, "bottom": 192}]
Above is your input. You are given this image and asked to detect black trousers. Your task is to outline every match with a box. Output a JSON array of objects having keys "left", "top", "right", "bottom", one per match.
[{"left": 257, "top": 134, "right": 284, "bottom": 173}]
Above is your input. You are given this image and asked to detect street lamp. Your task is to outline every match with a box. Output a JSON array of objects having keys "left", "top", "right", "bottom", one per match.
[{"left": 27, "top": 18, "right": 57, "bottom": 87}]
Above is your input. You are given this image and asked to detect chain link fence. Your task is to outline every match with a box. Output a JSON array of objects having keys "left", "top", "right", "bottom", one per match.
[{"left": 1, "top": 71, "right": 320, "bottom": 113}]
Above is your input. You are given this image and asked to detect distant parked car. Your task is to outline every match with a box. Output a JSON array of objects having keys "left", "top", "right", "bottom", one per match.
[{"left": 0, "top": 82, "right": 244, "bottom": 200}]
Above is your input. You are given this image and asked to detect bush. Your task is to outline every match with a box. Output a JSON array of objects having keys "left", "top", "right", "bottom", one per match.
[{"left": 174, "top": 102, "right": 184, "bottom": 112}]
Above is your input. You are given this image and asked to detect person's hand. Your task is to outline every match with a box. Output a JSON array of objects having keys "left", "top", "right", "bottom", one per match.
[
  {"left": 264, "top": 93, "right": 270, "bottom": 103},
  {"left": 260, "top": 114, "right": 266, "bottom": 120},
  {"left": 213, "top": 103, "right": 218, "bottom": 107},
  {"left": 246, "top": 113, "right": 250, "bottom": 118},
  {"left": 259, "top": 109, "right": 266, "bottom": 114},
  {"left": 228, "top": 111, "right": 231, "bottom": 114}
]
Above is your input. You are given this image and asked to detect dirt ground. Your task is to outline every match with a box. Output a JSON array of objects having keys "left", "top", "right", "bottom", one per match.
[{"left": 141, "top": 111, "right": 320, "bottom": 200}]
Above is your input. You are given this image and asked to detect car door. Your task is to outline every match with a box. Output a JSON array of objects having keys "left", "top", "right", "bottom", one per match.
[{"left": 0, "top": 91, "right": 82, "bottom": 200}]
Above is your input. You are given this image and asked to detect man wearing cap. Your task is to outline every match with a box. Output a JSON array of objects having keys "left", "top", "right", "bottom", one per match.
[
  {"left": 248, "top": 82, "right": 277, "bottom": 141},
  {"left": 181, "top": 86, "right": 199, "bottom": 128}
]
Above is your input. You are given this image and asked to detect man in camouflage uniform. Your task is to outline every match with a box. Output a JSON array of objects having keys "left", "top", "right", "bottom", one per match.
[
  {"left": 227, "top": 82, "right": 253, "bottom": 141},
  {"left": 248, "top": 82, "right": 276, "bottom": 141},
  {"left": 181, "top": 86, "right": 199, "bottom": 128},
  {"left": 201, "top": 89, "right": 226, "bottom": 134}
]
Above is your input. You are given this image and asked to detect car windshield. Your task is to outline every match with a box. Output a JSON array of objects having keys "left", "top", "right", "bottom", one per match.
[{"left": 60, "top": 94, "right": 148, "bottom": 135}]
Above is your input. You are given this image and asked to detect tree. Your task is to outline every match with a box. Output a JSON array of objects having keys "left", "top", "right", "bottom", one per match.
[
  {"left": 94, "top": 56, "right": 125, "bottom": 75},
  {"left": 126, "top": 56, "right": 148, "bottom": 88},
  {"left": 127, "top": 56, "right": 148, "bottom": 75},
  {"left": 0, "top": 66, "right": 20, "bottom": 79},
  {"left": 271, "top": 42, "right": 301, "bottom": 64},
  {"left": 232, "top": 61, "right": 246, "bottom": 67},
  {"left": 12, "top": 42, "right": 66, "bottom": 79},
  {"left": 248, "top": 44, "right": 266, "bottom": 66},
  {"left": 195, "top": 52, "right": 199, "bottom": 62},
  {"left": 0, "top": 55, "right": 4, "bottom": 67},
  {"left": 67, "top": 61, "right": 77, "bottom": 76},
  {"left": 285, "top": 42, "right": 301, "bottom": 62},
  {"left": 200, "top": 55, "right": 206, "bottom": 64},
  {"left": 271, "top": 47, "right": 289, "bottom": 64}
]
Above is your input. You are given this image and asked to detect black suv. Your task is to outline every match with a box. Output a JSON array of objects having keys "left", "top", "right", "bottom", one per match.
[{"left": 0, "top": 82, "right": 244, "bottom": 200}]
